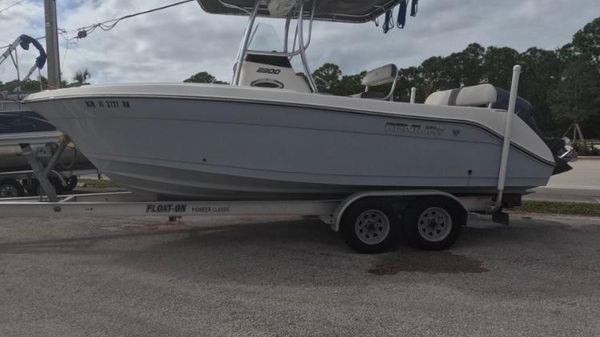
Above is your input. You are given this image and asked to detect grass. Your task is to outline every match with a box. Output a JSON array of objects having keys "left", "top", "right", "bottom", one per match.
[{"left": 514, "top": 200, "right": 600, "bottom": 217}]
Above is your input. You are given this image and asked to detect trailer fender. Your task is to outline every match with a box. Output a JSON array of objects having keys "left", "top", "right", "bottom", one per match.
[{"left": 327, "top": 190, "right": 468, "bottom": 232}]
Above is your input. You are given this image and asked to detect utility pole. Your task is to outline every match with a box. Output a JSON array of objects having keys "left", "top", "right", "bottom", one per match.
[{"left": 44, "top": 0, "right": 61, "bottom": 89}]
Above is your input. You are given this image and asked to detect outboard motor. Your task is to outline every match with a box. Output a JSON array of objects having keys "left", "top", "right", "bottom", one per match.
[{"left": 492, "top": 88, "right": 575, "bottom": 175}]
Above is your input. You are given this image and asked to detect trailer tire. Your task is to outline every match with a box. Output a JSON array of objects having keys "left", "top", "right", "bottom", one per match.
[
  {"left": 0, "top": 179, "right": 25, "bottom": 198},
  {"left": 63, "top": 176, "right": 78, "bottom": 192},
  {"left": 340, "top": 199, "right": 399, "bottom": 254},
  {"left": 402, "top": 197, "right": 466, "bottom": 251}
]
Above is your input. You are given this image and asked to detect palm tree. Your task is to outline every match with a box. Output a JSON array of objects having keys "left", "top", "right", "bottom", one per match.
[{"left": 73, "top": 69, "right": 91, "bottom": 86}]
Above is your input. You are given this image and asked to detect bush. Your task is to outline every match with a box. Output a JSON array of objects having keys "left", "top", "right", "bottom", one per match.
[{"left": 573, "top": 142, "right": 600, "bottom": 156}]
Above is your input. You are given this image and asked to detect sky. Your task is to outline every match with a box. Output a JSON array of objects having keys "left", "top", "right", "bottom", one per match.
[{"left": 0, "top": 0, "right": 599, "bottom": 85}]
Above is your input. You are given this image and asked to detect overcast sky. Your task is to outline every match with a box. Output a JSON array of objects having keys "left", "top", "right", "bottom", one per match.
[{"left": 1, "top": 0, "right": 599, "bottom": 85}]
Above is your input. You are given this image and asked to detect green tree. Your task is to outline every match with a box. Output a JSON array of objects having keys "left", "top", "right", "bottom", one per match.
[
  {"left": 0, "top": 77, "right": 47, "bottom": 93},
  {"left": 73, "top": 69, "right": 91, "bottom": 86},
  {"left": 550, "top": 56, "right": 600, "bottom": 135},
  {"left": 184, "top": 72, "right": 227, "bottom": 84},
  {"left": 419, "top": 56, "right": 450, "bottom": 96},
  {"left": 483, "top": 46, "right": 520, "bottom": 88},
  {"left": 312, "top": 63, "right": 342, "bottom": 93},
  {"left": 333, "top": 72, "right": 366, "bottom": 96},
  {"left": 395, "top": 66, "right": 422, "bottom": 102},
  {"left": 443, "top": 43, "right": 485, "bottom": 88},
  {"left": 572, "top": 17, "right": 600, "bottom": 64},
  {"left": 519, "top": 47, "right": 564, "bottom": 134}
]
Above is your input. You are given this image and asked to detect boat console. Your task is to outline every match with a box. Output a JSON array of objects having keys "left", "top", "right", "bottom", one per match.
[{"left": 239, "top": 54, "right": 312, "bottom": 92}]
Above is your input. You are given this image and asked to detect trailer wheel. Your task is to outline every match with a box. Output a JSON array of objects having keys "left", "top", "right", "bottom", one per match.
[
  {"left": 340, "top": 199, "right": 398, "bottom": 254},
  {"left": 63, "top": 176, "right": 78, "bottom": 192},
  {"left": 0, "top": 179, "right": 25, "bottom": 198},
  {"left": 402, "top": 197, "right": 466, "bottom": 250}
]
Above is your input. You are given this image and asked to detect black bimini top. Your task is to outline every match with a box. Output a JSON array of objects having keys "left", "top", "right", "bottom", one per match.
[{"left": 196, "top": 0, "right": 400, "bottom": 23}]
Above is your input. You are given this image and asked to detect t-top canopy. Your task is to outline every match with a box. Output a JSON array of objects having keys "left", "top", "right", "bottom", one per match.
[{"left": 196, "top": 0, "right": 400, "bottom": 23}]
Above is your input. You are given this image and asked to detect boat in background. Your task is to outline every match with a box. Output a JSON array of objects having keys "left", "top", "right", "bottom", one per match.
[
  {"left": 0, "top": 99, "right": 92, "bottom": 172},
  {"left": 0, "top": 34, "right": 96, "bottom": 197},
  {"left": 23, "top": 0, "right": 574, "bottom": 202},
  {"left": 0, "top": 98, "right": 95, "bottom": 197}
]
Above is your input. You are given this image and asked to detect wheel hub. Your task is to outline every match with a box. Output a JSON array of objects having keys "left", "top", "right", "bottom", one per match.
[
  {"left": 355, "top": 209, "right": 390, "bottom": 245},
  {"left": 417, "top": 207, "right": 452, "bottom": 242}
]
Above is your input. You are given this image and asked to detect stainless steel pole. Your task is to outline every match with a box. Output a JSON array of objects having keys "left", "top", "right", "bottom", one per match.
[
  {"left": 492, "top": 65, "right": 521, "bottom": 212},
  {"left": 44, "top": 0, "right": 61, "bottom": 89}
]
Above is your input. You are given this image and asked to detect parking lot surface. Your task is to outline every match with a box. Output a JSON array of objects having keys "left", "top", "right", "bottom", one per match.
[
  {"left": 0, "top": 214, "right": 599, "bottom": 337},
  {"left": 527, "top": 158, "right": 600, "bottom": 203}
]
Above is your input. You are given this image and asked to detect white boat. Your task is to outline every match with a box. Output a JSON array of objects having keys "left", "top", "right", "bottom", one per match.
[{"left": 22, "top": 0, "right": 573, "bottom": 202}]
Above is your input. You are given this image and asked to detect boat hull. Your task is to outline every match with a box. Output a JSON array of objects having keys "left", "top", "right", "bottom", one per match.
[{"left": 24, "top": 85, "right": 556, "bottom": 200}]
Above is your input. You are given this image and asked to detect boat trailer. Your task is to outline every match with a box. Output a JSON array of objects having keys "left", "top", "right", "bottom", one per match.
[{"left": 0, "top": 189, "right": 501, "bottom": 253}]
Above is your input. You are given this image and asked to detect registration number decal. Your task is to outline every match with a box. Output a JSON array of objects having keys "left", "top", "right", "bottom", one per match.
[{"left": 85, "top": 100, "right": 131, "bottom": 109}]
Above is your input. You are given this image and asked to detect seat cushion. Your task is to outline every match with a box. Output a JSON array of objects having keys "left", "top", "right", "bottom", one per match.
[{"left": 425, "top": 84, "right": 497, "bottom": 106}]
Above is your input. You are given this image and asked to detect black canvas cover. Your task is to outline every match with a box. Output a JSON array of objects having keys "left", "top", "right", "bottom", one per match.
[{"left": 196, "top": 0, "right": 399, "bottom": 23}]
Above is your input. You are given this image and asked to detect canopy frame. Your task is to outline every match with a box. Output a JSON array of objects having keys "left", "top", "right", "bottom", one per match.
[{"left": 232, "top": 0, "right": 318, "bottom": 92}]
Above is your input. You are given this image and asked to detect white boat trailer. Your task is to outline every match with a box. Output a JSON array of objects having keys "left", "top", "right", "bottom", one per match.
[{"left": 0, "top": 189, "right": 499, "bottom": 253}]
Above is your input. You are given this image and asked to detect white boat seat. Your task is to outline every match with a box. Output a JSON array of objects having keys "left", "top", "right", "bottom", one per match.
[
  {"left": 353, "top": 64, "right": 399, "bottom": 101},
  {"left": 424, "top": 84, "right": 498, "bottom": 107}
]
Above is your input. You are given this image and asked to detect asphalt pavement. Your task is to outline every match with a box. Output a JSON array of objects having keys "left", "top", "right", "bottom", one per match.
[
  {"left": 0, "top": 214, "right": 599, "bottom": 337},
  {"left": 527, "top": 158, "right": 600, "bottom": 203}
]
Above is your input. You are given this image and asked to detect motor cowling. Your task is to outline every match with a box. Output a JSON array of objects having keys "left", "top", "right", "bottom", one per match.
[{"left": 492, "top": 88, "right": 575, "bottom": 175}]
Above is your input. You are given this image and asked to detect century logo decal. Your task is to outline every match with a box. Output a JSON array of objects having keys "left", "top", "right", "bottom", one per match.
[{"left": 385, "top": 122, "right": 445, "bottom": 137}]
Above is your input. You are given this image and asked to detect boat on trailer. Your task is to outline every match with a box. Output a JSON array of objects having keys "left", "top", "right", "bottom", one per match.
[
  {"left": 23, "top": 0, "right": 572, "bottom": 202},
  {"left": 12, "top": 0, "right": 575, "bottom": 253}
]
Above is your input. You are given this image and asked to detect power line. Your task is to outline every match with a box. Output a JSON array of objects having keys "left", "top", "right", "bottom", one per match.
[
  {"left": 1, "top": 0, "right": 194, "bottom": 65},
  {"left": 0, "top": 35, "right": 45, "bottom": 50},
  {"left": 0, "top": 0, "right": 26, "bottom": 15},
  {"left": 68, "top": 0, "right": 194, "bottom": 40},
  {"left": 2, "top": 0, "right": 193, "bottom": 48}
]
